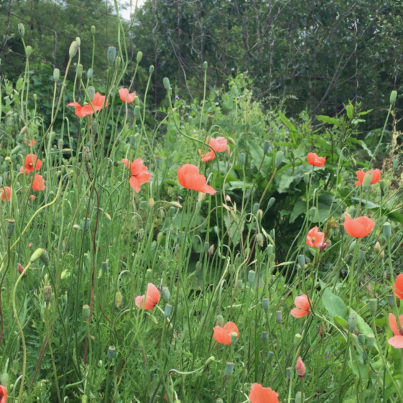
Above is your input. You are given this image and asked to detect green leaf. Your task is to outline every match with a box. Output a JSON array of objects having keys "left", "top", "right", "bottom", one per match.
[
  {"left": 322, "top": 288, "right": 348, "bottom": 319},
  {"left": 316, "top": 115, "right": 340, "bottom": 126},
  {"left": 290, "top": 199, "right": 306, "bottom": 223}
]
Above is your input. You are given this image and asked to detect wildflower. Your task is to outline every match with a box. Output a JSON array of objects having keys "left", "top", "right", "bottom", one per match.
[
  {"left": 213, "top": 321, "right": 239, "bottom": 345},
  {"left": 177, "top": 164, "right": 216, "bottom": 194},
  {"left": 135, "top": 283, "right": 160, "bottom": 310},
  {"left": 0, "top": 186, "right": 11, "bottom": 202},
  {"left": 291, "top": 294, "right": 311, "bottom": 318},
  {"left": 394, "top": 274, "right": 403, "bottom": 300},
  {"left": 355, "top": 169, "right": 381, "bottom": 186},
  {"left": 198, "top": 149, "right": 216, "bottom": 162},
  {"left": 0, "top": 385, "right": 7, "bottom": 403},
  {"left": 67, "top": 92, "right": 108, "bottom": 117},
  {"left": 208, "top": 137, "right": 228, "bottom": 153},
  {"left": 119, "top": 88, "right": 136, "bottom": 103},
  {"left": 249, "top": 383, "right": 279, "bottom": 403},
  {"left": 387, "top": 313, "right": 403, "bottom": 349},
  {"left": 29, "top": 194, "right": 36, "bottom": 201},
  {"left": 344, "top": 215, "right": 374, "bottom": 238},
  {"left": 32, "top": 174, "right": 45, "bottom": 191},
  {"left": 296, "top": 357, "right": 306, "bottom": 378},
  {"left": 307, "top": 152, "right": 326, "bottom": 167},
  {"left": 20, "top": 154, "right": 42, "bottom": 174},
  {"left": 24, "top": 138, "right": 36, "bottom": 147},
  {"left": 123, "top": 158, "right": 152, "bottom": 192},
  {"left": 306, "top": 227, "right": 325, "bottom": 248}
]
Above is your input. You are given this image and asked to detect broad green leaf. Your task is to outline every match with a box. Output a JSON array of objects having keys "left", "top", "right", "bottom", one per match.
[
  {"left": 322, "top": 288, "right": 348, "bottom": 319},
  {"left": 316, "top": 115, "right": 340, "bottom": 126},
  {"left": 290, "top": 199, "right": 306, "bottom": 223}
]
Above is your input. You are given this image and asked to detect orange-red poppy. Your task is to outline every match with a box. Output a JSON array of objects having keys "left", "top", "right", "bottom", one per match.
[
  {"left": 119, "top": 88, "right": 136, "bottom": 103},
  {"left": 291, "top": 294, "right": 311, "bottom": 318},
  {"left": 135, "top": 283, "right": 160, "bottom": 310},
  {"left": 0, "top": 186, "right": 11, "bottom": 202},
  {"left": 123, "top": 158, "right": 152, "bottom": 193},
  {"left": 355, "top": 169, "right": 381, "bottom": 186},
  {"left": 0, "top": 385, "right": 7, "bottom": 403},
  {"left": 29, "top": 194, "right": 36, "bottom": 201},
  {"left": 208, "top": 137, "right": 228, "bottom": 153},
  {"left": 213, "top": 321, "right": 239, "bottom": 345},
  {"left": 249, "top": 383, "right": 279, "bottom": 403},
  {"left": 198, "top": 149, "right": 216, "bottom": 162},
  {"left": 307, "top": 152, "right": 326, "bottom": 167},
  {"left": 24, "top": 138, "right": 36, "bottom": 147},
  {"left": 32, "top": 174, "right": 45, "bottom": 191},
  {"left": 388, "top": 313, "right": 403, "bottom": 349},
  {"left": 20, "top": 154, "right": 42, "bottom": 174},
  {"left": 67, "top": 92, "right": 108, "bottom": 117},
  {"left": 296, "top": 357, "right": 306, "bottom": 378},
  {"left": 394, "top": 274, "right": 403, "bottom": 300},
  {"left": 306, "top": 226, "right": 325, "bottom": 248},
  {"left": 344, "top": 215, "right": 374, "bottom": 238},
  {"left": 177, "top": 164, "right": 216, "bottom": 194}
]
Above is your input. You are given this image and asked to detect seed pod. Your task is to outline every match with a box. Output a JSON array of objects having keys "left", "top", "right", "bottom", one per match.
[
  {"left": 6, "top": 219, "right": 15, "bottom": 238},
  {"left": 53, "top": 68, "right": 60, "bottom": 82},
  {"left": 69, "top": 41, "right": 78, "bottom": 58},
  {"left": 389, "top": 90, "right": 397, "bottom": 105},
  {"left": 18, "top": 23, "right": 25, "bottom": 37},
  {"left": 162, "top": 287, "right": 170, "bottom": 303},
  {"left": 115, "top": 291, "right": 123, "bottom": 308},
  {"left": 87, "top": 86, "right": 96, "bottom": 101},
  {"left": 275, "top": 310, "right": 282, "bottom": 324},
  {"left": 107, "top": 345, "right": 116, "bottom": 360},
  {"left": 203, "top": 61, "right": 208, "bottom": 70},
  {"left": 262, "top": 298, "right": 269, "bottom": 311},
  {"left": 383, "top": 222, "right": 392, "bottom": 239},
  {"left": 91, "top": 25, "right": 96, "bottom": 35},
  {"left": 149, "top": 65, "right": 154, "bottom": 74},
  {"left": 224, "top": 361, "right": 234, "bottom": 377},
  {"left": 163, "top": 77, "right": 171, "bottom": 91},
  {"left": 248, "top": 270, "right": 255, "bottom": 284},
  {"left": 136, "top": 51, "right": 143, "bottom": 63}
]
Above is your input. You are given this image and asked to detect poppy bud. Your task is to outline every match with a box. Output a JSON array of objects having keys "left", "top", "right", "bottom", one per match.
[
  {"left": 253, "top": 202, "right": 260, "bottom": 213},
  {"left": 267, "top": 197, "right": 275, "bottom": 210},
  {"left": 275, "top": 150, "right": 284, "bottom": 168},
  {"left": 18, "top": 23, "right": 25, "bottom": 38},
  {"left": 296, "top": 357, "right": 306, "bottom": 379},
  {"left": 149, "top": 65, "right": 154, "bottom": 74},
  {"left": 73, "top": 224, "right": 81, "bottom": 230},
  {"left": 134, "top": 96, "right": 140, "bottom": 106},
  {"left": 82, "top": 217, "right": 91, "bottom": 231},
  {"left": 256, "top": 209, "right": 263, "bottom": 224},
  {"left": 362, "top": 172, "right": 373, "bottom": 188},
  {"left": 216, "top": 399, "right": 224, "bottom": 403},
  {"left": 297, "top": 255, "right": 306, "bottom": 268},
  {"left": 262, "top": 298, "right": 269, "bottom": 311},
  {"left": 43, "top": 285, "right": 52, "bottom": 304},
  {"left": 116, "top": 56, "right": 121, "bottom": 67},
  {"left": 86, "top": 69, "right": 93, "bottom": 80},
  {"left": 82, "top": 146, "right": 90, "bottom": 163},
  {"left": 40, "top": 249, "right": 50, "bottom": 266},
  {"left": 163, "top": 77, "right": 171, "bottom": 91},
  {"left": 224, "top": 361, "right": 234, "bottom": 377},
  {"left": 91, "top": 25, "right": 96, "bottom": 35},
  {"left": 294, "top": 333, "right": 302, "bottom": 343},
  {"left": 69, "top": 40, "right": 78, "bottom": 58},
  {"left": 30, "top": 248, "right": 45, "bottom": 263},
  {"left": 267, "top": 351, "right": 274, "bottom": 361},
  {"left": 230, "top": 332, "right": 238, "bottom": 345},
  {"left": 389, "top": 90, "right": 397, "bottom": 105},
  {"left": 368, "top": 298, "right": 377, "bottom": 315},
  {"left": 107, "top": 345, "right": 116, "bottom": 360},
  {"left": 136, "top": 51, "right": 143, "bottom": 63},
  {"left": 275, "top": 310, "right": 282, "bottom": 324},
  {"left": 263, "top": 140, "right": 271, "bottom": 154},
  {"left": 261, "top": 331, "right": 268, "bottom": 342},
  {"left": 18, "top": 263, "right": 26, "bottom": 277},
  {"left": 115, "top": 291, "right": 123, "bottom": 308},
  {"left": 216, "top": 314, "right": 224, "bottom": 327},
  {"left": 208, "top": 244, "right": 215, "bottom": 256},
  {"left": 75, "top": 63, "right": 83, "bottom": 78},
  {"left": 162, "top": 287, "right": 170, "bottom": 303},
  {"left": 148, "top": 198, "right": 155, "bottom": 208},
  {"left": 25, "top": 46, "right": 33, "bottom": 58},
  {"left": 53, "top": 68, "right": 60, "bottom": 82},
  {"left": 248, "top": 270, "right": 255, "bottom": 284},
  {"left": 348, "top": 313, "right": 357, "bottom": 332},
  {"left": 320, "top": 322, "right": 326, "bottom": 337},
  {"left": 6, "top": 219, "right": 15, "bottom": 238},
  {"left": 82, "top": 304, "right": 90, "bottom": 319},
  {"left": 203, "top": 61, "right": 208, "bottom": 70},
  {"left": 383, "top": 222, "right": 392, "bottom": 239},
  {"left": 164, "top": 304, "right": 173, "bottom": 318},
  {"left": 75, "top": 37, "right": 81, "bottom": 46},
  {"left": 295, "top": 391, "right": 304, "bottom": 403},
  {"left": 134, "top": 105, "right": 141, "bottom": 117},
  {"left": 237, "top": 279, "right": 244, "bottom": 289}
]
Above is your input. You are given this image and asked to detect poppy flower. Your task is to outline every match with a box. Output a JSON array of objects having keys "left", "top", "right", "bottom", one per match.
[
  {"left": 344, "top": 215, "right": 374, "bottom": 238},
  {"left": 0, "top": 186, "right": 11, "bottom": 202},
  {"left": 20, "top": 154, "right": 42, "bottom": 174},
  {"left": 387, "top": 313, "right": 403, "bottom": 349},
  {"left": 0, "top": 385, "right": 7, "bottom": 403},
  {"left": 306, "top": 226, "right": 325, "bottom": 248},
  {"left": 296, "top": 357, "right": 306, "bottom": 378},
  {"left": 67, "top": 92, "right": 108, "bottom": 117},
  {"left": 32, "top": 174, "right": 45, "bottom": 191},
  {"left": 249, "top": 383, "right": 279, "bottom": 403},
  {"left": 208, "top": 137, "right": 228, "bottom": 153},
  {"left": 177, "top": 164, "right": 216, "bottom": 194},
  {"left": 119, "top": 88, "right": 136, "bottom": 103},
  {"left": 213, "top": 321, "right": 239, "bottom": 345},
  {"left": 394, "top": 274, "right": 403, "bottom": 300},
  {"left": 135, "top": 283, "right": 160, "bottom": 310},
  {"left": 307, "top": 152, "right": 326, "bottom": 167},
  {"left": 198, "top": 149, "right": 216, "bottom": 162},
  {"left": 24, "top": 138, "right": 36, "bottom": 147},
  {"left": 291, "top": 294, "right": 311, "bottom": 318},
  {"left": 123, "top": 158, "right": 152, "bottom": 193},
  {"left": 355, "top": 169, "right": 381, "bottom": 186}
]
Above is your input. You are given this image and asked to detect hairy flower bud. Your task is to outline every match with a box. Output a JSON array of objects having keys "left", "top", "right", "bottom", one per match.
[
  {"left": 389, "top": 90, "right": 397, "bottom": 105},
  {"left": 53, "top": 68, "right": 60, "bottom": 82},
  {"left": 18, "top": 23, "right": 25, "bottom": 38},
  {"left": 296, "top": 357, "right": 306, "bottom": 379},
  {"left": 136, "top": 51, "right": 143, "bottom": 63},
  {"left": 69, "top": 40, "right": 78, "bottom": 58},
  {"left": 163, "top": 77, "right": 171, "bottom": 91}
]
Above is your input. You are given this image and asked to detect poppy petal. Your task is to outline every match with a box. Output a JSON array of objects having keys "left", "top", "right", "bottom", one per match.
[
  {"left": 295, "top": 294, "right": 310, "bottom": 311},
  {"left": 394, "top": 274, "right": 403, "bottom": 300},
  {"left": 388, "top": 335, "right": 403, "bottom": 349},
  {"left": 249, "top": 383, "right": 279, "bottom": 403},
  {"left": 290, "top": 307, "right": 309, "bottom": 318}
]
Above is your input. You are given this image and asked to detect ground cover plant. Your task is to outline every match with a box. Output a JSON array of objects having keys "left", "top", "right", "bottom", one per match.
[{"left": 0, "top": 15, "right": 402, "bottom": 403}]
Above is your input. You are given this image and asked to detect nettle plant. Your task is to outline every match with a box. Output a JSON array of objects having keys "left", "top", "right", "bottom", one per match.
[{"left": 0, "top": 17, "right": 402, "bottom": 403}]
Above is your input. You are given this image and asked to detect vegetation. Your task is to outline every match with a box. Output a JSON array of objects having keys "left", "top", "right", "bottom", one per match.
[{"left": 0, "top": 1, "right": 402, "bottom": 402}]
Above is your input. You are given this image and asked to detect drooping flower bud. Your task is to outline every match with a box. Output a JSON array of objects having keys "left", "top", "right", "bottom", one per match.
[
  {"left": 163, "top": 77, "right": 171, "bottom": 91},
  {"left": 136, "top": 51, "right": 143, "bottom": 63},
  {"left": 25, "top": 46, "right": 33, "bottom": 58},
  {"left": 295, "top": 357, "right": 306, "bottom": 379},
  {"left": 30, "top": 248, "right": 45, "bottom": 263},
  {"left": 18, "top": 23, "right": 25, "bottom": 38}
]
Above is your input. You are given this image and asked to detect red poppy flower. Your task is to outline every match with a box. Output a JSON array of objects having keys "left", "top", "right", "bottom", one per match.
[
  {"left": 198, "top": 149, "right": 216, "bottom": 162},
  {"left": 20, "top": 154, "right": 42, "bottom": 174},
  {"left": 394, "top": 274, "right": 403, "bottom": 300},
  {"left": 135, "top": 283, "right": 160, "bottom": 310},
  {"left": 213, "top": 321, "right": 239, "bottom": 345},
  {"left": 0, "top": 186, "right": 11, "bottom": 202},
  {"left": 307, "top": 152, "right": 326, "bottom": 167},
  {"left": 177, "top": 164, "right": 216, "bottom": 194},
  {"left": 0, "top": 385, "right": 7, "bottom": 403},
  {"left": 123, "top": 158, "right": 152, "bottom": 193},
  {"left": 344, "top": 215, "right": 374, "bottom": 238},
  {"left": 32, "top": 174, "right": 45, "bottom": 191},
  {"left": 355, "top": 169, "right": 381, "bottom": 186},
  {"left": 388, "top": 313, "right": 403, "bottom": 349},
  {"left": 291, "top": 294, "right": 311, "bottom": 318},
  {"left": 306, "top": 226, "right": 325, "bottom": 248},
  {"left": 208, "top": 137, "right": 228, "bottom": 153},
  {"left": 296, "top": 357, "right": 306, "bottom": 378},
  {"left": 119, "top": 88, "right": 136, "bottom": 103},
  {"left": 24, "top": 138, "right": 36, "bottom": 147},
  {"left": 249, "top": 383, "right": 279, "bottom": 403},
  {"left": 67, "top": 92, "right": 108, "bottom": 117}
]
